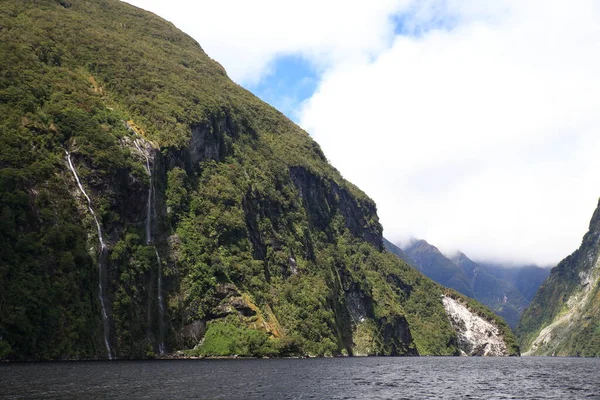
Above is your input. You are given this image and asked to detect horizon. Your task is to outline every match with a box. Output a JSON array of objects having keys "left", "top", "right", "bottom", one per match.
[{"left": 125, "top": 0, "right": 600, "bottom": 267}]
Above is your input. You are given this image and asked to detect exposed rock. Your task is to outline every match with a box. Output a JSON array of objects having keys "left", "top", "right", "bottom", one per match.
[
  {"left": 288, "top": 257, "right": 298, "bottom": 275},
  {"left": 378, "top": 315, "right": 418, "bottom": 356},
  {"left": 442, "top": 295, "right": 509, "bottom": 356},
  {"left": 214, "top": 283, "right": 239, "bottom": 299},
  {"left": 182, "top": 320, "right": 206, "bottom": 348},
  {"left": 188, "top": 120, "right": 226, "bottom": 165},
  {"left": 345, "top": 286, "right": 368, "bottom": 324},
  {"left": 209, "top": 286, "right": 257, "bottom": 319},
  {"left": 518, "top": 199, "right": 600, "bottom": 356},
  {"left": 229, "top": 297, "right": 256, "bottom": 317},
  {"left": 522, "top": 255, "right": 600, "bottom": 356},
  {"left": 289, "top": 166, "right": 383, "bottom": 250}
]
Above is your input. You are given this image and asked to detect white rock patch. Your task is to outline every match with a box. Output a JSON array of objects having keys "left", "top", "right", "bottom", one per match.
[{"left": 442, "top": 296, "right": 508, "bottom": 356}]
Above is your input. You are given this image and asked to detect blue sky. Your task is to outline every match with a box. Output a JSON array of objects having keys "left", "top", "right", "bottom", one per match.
[
  {"left": 245, "top": 6, "right": 459, "bottom": 121},
  {"left": 246, "top": 56, "right": 318, "bottom": 122}
]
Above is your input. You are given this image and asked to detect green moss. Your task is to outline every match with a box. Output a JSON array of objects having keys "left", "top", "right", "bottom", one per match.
[
  {"left": 188, "top": 318, "right": 277, "bottom": 357},
  {"left": 352, "top": 320, "right": 379, "bottom": 356}
]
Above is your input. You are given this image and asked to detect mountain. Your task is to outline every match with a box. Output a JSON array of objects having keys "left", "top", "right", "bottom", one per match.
[
  {"left": 0, "top": 0, "right": 518, "bottom": 360},
  {"left": 382, "top": 237, "right": 417, "bottom": 268},
  {"left": 404, "top": 240, "right": 475, "bottom": 298},
  {"left": 451, "top": 253, "right": 530, "bottom": 329},
  {"left": 385, "top": 239, "right": 542, "bottom": 329},
  {"left": 517, "top": 200, "right": 600, "bottom": 356},
  {"left": 482, "top": 264, "right": 550, "bottom": 302}
]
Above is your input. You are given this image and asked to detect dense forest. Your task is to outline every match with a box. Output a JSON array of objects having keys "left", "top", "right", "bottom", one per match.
[{"left": 0, "top": 0, "right": 518, "bottom": 360}]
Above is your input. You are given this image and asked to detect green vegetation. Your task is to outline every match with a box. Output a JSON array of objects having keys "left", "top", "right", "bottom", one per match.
[
  {"left": 390, "top": 240, "right": 536, "bottom": 330},
  {"left": 517, "top": 205, "right": 600, "bottom": 356},
  {"left": 404, "top": 240, "right": 475, "bottom": 298},
  {"left": 0, "top": 0, "right": 517, "bottom": 360},
  {"left": 188, "top": 318, "right": 277, "bottom": 357}
]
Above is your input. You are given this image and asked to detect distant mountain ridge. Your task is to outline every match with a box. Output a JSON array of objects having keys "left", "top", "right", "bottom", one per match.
[
  {"left": 384, "top": 239, "right": 549, "bottom": 328},
  {"left": 480, "top": 263, "right": 550, "bottom": 302},
  {"left": 404, "top": 240, "right": 475, "bottom": 298}
]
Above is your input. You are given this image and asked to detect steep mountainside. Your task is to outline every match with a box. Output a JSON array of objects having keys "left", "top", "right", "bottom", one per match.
[
  {"left": 517, "top": 200, "right": 600, "bottom": 356},
  {"left": 404, "top": 240, "right": 475, "bottom": 298},
  {"left": 451, "top": 253, "right": 529, "bottom": 329},
  {"left": 382, "top": 238, "right": 417, "bottom": 269},
  {"left": 0, "top": 0, "right": 518, "bottom": 360}
]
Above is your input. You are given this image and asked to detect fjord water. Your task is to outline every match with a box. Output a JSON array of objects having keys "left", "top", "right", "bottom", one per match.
[{"left": 2, "top": 358, "right": 600, "bottom": 399}]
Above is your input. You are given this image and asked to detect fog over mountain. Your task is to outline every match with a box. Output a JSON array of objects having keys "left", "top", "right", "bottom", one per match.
[{"left": 384, "top": 238, "right": 550, "bottom": 328}]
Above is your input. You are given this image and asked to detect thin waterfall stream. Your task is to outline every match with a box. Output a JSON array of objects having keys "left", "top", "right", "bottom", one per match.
[
  {"left": 155, "top": 248, "right": 166, "bottom": 355},
  {"left": 135, "top": 140, "right": 166, "bottom": 355},
  {"left": 65, "top": 151, "right": 113, "bottom": 359}
]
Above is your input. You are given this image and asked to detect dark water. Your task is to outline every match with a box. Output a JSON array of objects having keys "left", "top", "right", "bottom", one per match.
[{"left": 2, "top": 357, "right": 600, "bottom": 399}]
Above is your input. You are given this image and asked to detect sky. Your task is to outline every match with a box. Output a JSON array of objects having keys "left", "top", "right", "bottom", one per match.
[{"left": 125, "top": 0, "right": 600, "bottom": 266}]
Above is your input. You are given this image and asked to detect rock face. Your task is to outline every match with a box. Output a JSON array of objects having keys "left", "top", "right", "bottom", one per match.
[
  {"left": 289, "top": 166, "right": 382, "bottom": 250},
  {"left": 442, "top": 296, "right": 509, "bottom": 356},
  {"left": 518, "top": 200, "right": 600, "bottom": 356}
]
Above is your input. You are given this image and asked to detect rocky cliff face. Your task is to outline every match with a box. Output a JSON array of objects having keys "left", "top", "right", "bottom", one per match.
[
  {"left": 0, "top": 0, "right": 518, "bottom": 360},
  {"left": 518, "top": 200, "right": 600, "bottom": 356},
  {"left": 442, "top": 296, "right": 509, "bottom": 356}
]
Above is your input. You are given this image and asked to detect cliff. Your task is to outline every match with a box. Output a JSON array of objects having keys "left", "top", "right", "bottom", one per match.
[
  {"left": 518, "top": 200, "right": 600, "bottom": 356},
  {"left": 0, "top": 0, "right": 518, "bottom": 360}
]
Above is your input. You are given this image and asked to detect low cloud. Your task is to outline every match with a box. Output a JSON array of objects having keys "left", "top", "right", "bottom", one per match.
[{"left": 300, "top": 1, "right": 600, "bottom": 265}]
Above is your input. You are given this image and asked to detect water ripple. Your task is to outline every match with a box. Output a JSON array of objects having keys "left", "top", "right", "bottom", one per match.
[{"left": 2, "top": 357, "right": 600, "bottom": 399}]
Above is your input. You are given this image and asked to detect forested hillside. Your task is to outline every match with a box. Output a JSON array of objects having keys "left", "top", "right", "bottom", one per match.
[{"left": 0, "top": 0, "right": 518, "bottom": 360}]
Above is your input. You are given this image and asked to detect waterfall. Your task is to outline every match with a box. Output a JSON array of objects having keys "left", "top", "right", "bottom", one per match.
[
  {"left": 155, "top": 248, "right": 166, "bottom": 356},
  {"left": 65, "top": 151, "right": 113, "bottom": 360},
  {"left": 134, "top": 140, "right": 166, "bottom": 355},
  {"left": 134, "top": 141, "right": 153, "bottom": 244}
]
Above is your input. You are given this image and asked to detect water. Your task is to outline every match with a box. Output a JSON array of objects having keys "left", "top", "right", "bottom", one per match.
[
  {"left": 65, "top": 151, "right": 113, "bottom": 360},
  {"left": 155, "top": 249, "right": 166, "bottom": 356},
  {"left": 134, "top": 140, "right": 153, "bottom": 245},
  {"left": 134, "top": 139, "right": 166, "bottom": 355},
  {"left": 65, "top": 151, "right": 107, "bottom": 250},
  {"left": 1, "top": 357, "right": 599, "bottom": 399}
]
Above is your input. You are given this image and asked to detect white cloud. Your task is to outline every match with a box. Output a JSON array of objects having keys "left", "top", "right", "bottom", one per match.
[
  {"left": 125, "top": 0, "right": 410, "bottom": 84},
  {"left": 125, "top": 0, "right": 600, "bottom": 265},
  {"left": 300, "top": 0, "right": 600, "bottom": 265}
]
